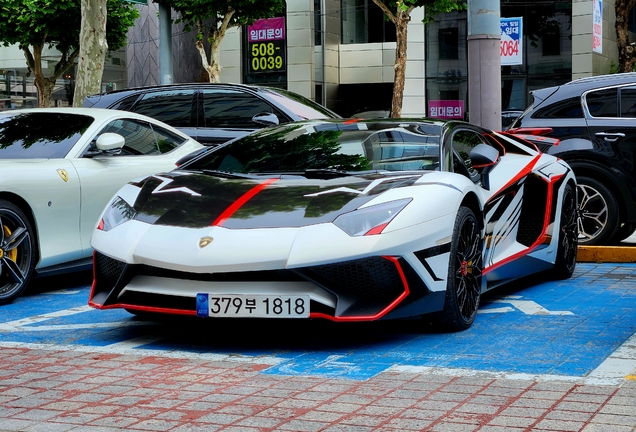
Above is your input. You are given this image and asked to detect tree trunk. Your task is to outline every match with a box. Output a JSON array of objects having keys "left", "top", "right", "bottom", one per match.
[
  {"left": 391, "top": 15, "right": 409, "bottom": 118},
  {"left": 615, "top": 0, "right": 636, "bottom": 73},
  {"left": 26, "top": 45, "right": 54, "bottom": 108},
  {"left": 208, "top": 36, "right": 222, "bottom": 83},
  {"left": 73, "top": 0, "right": 108, "bottom": 107}
]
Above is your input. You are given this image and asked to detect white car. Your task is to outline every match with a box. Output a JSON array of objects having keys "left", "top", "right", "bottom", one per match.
[
  {"left": 0, "top": 108, "right": 204, "bottom": 304},
  {"left": 89, "top": 119, "right": 578, "bottom": 331}
]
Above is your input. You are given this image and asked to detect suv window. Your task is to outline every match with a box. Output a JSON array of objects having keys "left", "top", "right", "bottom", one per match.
[
  {"left": 620, "top": 86, "right": 636, "bottom": 118},
  {"left": 132, "top": 90, "right": 196, "bottom": 127},
  {"left": 532, "top": 96, "right": 583, "bottom": 119},
  {"left": 202, "top": 89, "right": 282, "bottom": 128},
  {"left": 586, "top": 88, "right": 618, "bottom": 117}
]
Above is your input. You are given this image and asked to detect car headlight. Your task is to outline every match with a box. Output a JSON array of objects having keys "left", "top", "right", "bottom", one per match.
[
  {"left": 97, "top": 196, "right": 137, "bottom": 231},
  {"left": 333, "top": 198, "right": 412, "bottom": 236}
]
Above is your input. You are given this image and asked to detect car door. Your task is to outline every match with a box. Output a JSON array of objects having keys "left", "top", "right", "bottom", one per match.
[
  {"left": 197, "top": 88, "right": 286, "bottom": 145},
  {"left": 449, "top": 128, "right": 544, "bottom": 278},
  {"left": 70, "top": 118, "right": 194, "bottom": 253},
  {"left": 584, "top": 85, "right": 636, "bottom": 181}
]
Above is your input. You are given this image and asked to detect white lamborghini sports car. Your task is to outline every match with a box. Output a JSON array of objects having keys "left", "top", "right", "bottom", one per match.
[
  {"left": 89, "top": 119, "right": 578, "bottom": 330},
  {"left": 0, "top": 108, "right": 204, "bottom": 305}
]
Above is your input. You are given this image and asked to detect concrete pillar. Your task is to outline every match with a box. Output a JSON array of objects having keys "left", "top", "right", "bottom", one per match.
[
  {"left": 159, "top": 2, "right": 173, "bottom": 84},
  {"left": 467, "top": 0, "right": 501, "bottom": 130}
]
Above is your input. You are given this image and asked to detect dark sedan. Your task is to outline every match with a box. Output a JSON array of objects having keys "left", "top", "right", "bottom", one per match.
[{"left": 83, "top": 83, "right": 341, "bottom": 146}]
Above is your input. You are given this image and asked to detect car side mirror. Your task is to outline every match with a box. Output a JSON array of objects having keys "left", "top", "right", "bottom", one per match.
[
  {"left": 96, "top": 133, "right": 125, "bottom": 152},
  {"left": 252, "top": 112, "right": 279, "bottom": 127},
  {"left": 469, "top": 144, "right": 500, "bottom": 190}
]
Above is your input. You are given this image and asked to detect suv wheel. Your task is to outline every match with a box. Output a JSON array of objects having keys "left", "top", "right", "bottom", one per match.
[{"left": 576, "top": 176, "right": 619, "bottom": 245}]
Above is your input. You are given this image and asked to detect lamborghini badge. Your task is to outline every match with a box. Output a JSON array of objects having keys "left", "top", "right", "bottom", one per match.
[{"left": 198, "top": 237, "right": 214, "bottom": 248}]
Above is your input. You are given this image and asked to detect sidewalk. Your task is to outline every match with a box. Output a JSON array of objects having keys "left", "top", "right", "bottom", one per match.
[{"left": 1, "top": 346, "right": 635, "bottom": 432}]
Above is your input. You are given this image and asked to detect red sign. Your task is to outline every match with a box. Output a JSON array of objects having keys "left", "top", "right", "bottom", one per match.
[
  {"left": 429, "top": 100, "right": 464, "bottom": 120},
  {"left": 247, "top": 17, "right": 285, "bottom": 42}
]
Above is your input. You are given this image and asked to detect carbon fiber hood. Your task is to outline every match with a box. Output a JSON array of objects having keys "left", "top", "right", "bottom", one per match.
[{"left": 131, "top": 171, "right": 424, "bottom": 229}]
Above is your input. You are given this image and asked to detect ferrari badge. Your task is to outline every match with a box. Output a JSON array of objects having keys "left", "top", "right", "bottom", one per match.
[{"left": 57, "top": 169, "right": 69, "bottom": 182}]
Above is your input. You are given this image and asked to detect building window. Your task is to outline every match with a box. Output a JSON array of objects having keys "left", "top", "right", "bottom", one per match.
[
  {"left": 439, "top": 28, "right": 459, "bottom": 59},
  {"left": 542, "top": 23, "right": 560, "bottom": 56},
  {"left": 315, "top": 0, "right": 322, "bottom": 46},
  {"left": 341, "top": 0, "right": 395, "bottom": 44}
]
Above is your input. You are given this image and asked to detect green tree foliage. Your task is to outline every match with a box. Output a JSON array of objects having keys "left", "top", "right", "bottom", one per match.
[
  {"left": 0, "top": 0, "right": 138, "bottom": 107},
  {"left": 371, "top": 0, "right": 466, "bottom": 117},
  {"left": 158, "top": 0, "right": 285, "bottom": 82}
]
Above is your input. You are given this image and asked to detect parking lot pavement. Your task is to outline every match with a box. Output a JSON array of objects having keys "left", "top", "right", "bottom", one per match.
[{"left": 1, "top": 262, "right": 636, "bottom": 431}]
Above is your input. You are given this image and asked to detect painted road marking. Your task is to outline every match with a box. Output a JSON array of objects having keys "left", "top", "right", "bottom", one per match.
[
  {"left": 0, "top": 263, "right": 634, "bottom": 383},
  {"left": 0, "top": 306, "right": 94, "bottom": 331},
  {"left": 479, "top": 296, "right": 574, "bottom": 315}
]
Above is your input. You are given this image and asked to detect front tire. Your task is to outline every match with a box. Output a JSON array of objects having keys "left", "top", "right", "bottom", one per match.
[
  {"left": 552, "top": 184, "right": 578, "bottom": 279},
  {"left": 437, "top": 206, "right": 483, "bottom": 331},
  {"left": 576, "top": 176, "right": 619, "bottom": 245},
  {"left": 0, "top": 200, "right": 37, "bottom": 305}
]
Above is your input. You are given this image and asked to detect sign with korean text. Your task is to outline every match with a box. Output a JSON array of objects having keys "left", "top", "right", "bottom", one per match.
[
  {"left": 429, "top": 100, "right": 464, "bottom": 120},
  {"left": 593, "top": 0, "right": 602, "bottom": 54},
  {"left": 247, "top": 17, "right": 286, "bottom": 74},
  {"left": 500, "top": 17, "right": 523, "bottom": 66}
]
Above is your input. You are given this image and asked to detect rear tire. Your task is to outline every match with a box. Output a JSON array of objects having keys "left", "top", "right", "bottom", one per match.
[
  {"left": 552, "top": 184, "right": 577, "bottom": 279},
  {"left": 437, "top": 206, "right": 483, "bottom": 331},
  {"left": 0, "top": 200, "right": 37, "bottom": 305},
  {"left": 576, "top": 176, "right": 619, "bottom": 245}
]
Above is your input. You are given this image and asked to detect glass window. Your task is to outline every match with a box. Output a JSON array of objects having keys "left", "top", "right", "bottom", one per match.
[
  {"left": 533, "top": 96, "right": 583, "bottom": 119},
  {"left": 586, "top": 89, "right": 618, "bottom": 118},
  {"left": 542, "top": 23, "right": 561, "bottom": 56},
  {"left": 183, "top": 122, "right": 441, "bottom": 173},
  {"left": 439, "top": 28, "right": 459, "bottom": 60},
  {"left": 451, "top": 130, "right": 485, "bottom": 179},
  {"left": 341, "top": 0, "right": 395, "bottom": 44},
  {"left": 264, "top": 88, "right": 337, "bottom": 119},
  {"left": 620, "top": 86, "right": 636, "bottom": 118},
  {"left": 110, "top": 94, "right": 140, "bottom": 111},
  {"left": 97, "top": 119, "right": 160, "bottom": 155},
  {"left": 0, "top": 112, "right": 94, "bottom": 159},
  {"left": 132, "top": 90, "right": 196, "bottom": 127},
  {"left": 151, "top": 124, "right": 187, "bottom": 153},
  {"left": 202, "top": 89, "right": 278, "bottom": 128}
]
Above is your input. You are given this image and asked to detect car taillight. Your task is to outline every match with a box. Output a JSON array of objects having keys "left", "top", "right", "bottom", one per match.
[{"left": 506, "top": 127, "right": 553, "bottom": 136}]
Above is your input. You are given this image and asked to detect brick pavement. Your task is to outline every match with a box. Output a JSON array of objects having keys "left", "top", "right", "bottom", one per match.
[{"left": 1, "top": 347, "right": 635, "bottom": 432}]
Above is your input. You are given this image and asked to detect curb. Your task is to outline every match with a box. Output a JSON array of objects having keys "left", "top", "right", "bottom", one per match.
[{"left": 578, "top": 245, "right": 636, "bottom": 263}]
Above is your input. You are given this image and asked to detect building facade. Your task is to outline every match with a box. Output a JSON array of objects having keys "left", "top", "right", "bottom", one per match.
[{"left": 0, "top": 1, "right": 628, "bottom": 115}]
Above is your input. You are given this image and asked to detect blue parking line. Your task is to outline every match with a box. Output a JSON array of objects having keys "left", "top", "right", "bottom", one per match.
[{"left": 1, "top": 263, "right": 635, "bottom": 381}]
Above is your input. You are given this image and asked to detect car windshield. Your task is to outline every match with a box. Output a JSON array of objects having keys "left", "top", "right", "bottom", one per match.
[
  {"left": 0, "top": 112, "right": 94, "bottom": 159},
  {"left": 182, "top": 120, "right": 441, "bottom": 174},
  {"left": 263, "top": 88, "right": 341, "bottom": 119}
]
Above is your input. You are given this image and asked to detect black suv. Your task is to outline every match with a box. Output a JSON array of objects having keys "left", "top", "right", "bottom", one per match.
[
  {"left": 509, "top": 73, "right": 636, "bottom": 245},
  {"left": 83, "top": 83, "right": 340, "bottom": 146}
]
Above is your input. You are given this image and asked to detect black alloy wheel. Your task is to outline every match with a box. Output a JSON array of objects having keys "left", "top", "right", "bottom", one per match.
[
  {"left": 438, "top": 206, "right": 483, "bottom": 331},
  {"left": 0, "top": 200, "right": 37, "bottom": 305},
  {"left": 552, "top": 184, "right": 578, "bottom": 279},
  {"left": 576, "top": 176, "right": 619, "bottom": 245}
]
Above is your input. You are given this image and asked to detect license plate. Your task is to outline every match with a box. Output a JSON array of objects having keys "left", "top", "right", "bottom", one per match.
[{"left": 196, "top": 294, "right": 310, "bottom": 318}]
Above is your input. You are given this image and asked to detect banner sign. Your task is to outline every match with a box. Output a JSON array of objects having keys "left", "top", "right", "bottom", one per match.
[
  {"left": 500, "top": 17, "right": 523, "bottom": 66},
  {"left": 593, "top": 0, "right": 602, "bottom": 54},
  {"left": 247, "top": 17, "right": 286, "bottom": 74},
  {"left": 429, "top": 100, "right": 464, "bottom": 120}
]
